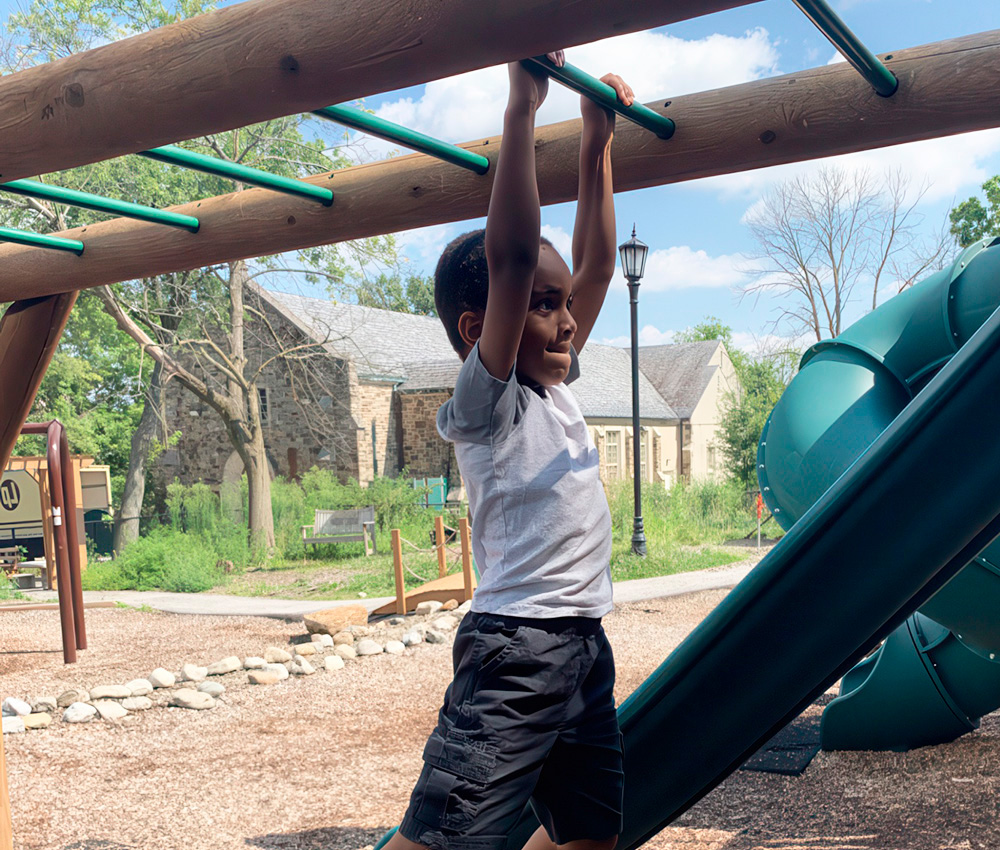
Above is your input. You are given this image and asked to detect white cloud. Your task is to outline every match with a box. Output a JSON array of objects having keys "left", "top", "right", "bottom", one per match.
[
  {"left": 541, "top": 225, "right": 572, "bottom": 261},
  {"left": 393, "top": 223, "right": 459, "bottom": 268},
  {"left": 356, "top": 28, "right": 780, "bottom": 160},
  {"left": 700, "top": 128, "right": 1000, "bottom": 204},
  {"left": 616, "top": 245, "right": 749, "bottom": 293},
  {"left": 827, "top": 50, "right": 847, "bottom": 65},
  {"left": 599, "top": 324, "right": 677, "bottom": 348}
]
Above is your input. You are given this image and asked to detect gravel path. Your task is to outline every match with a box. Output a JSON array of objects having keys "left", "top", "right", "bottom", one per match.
[{"left": 2, "top": 590, "right": 998, "bottom": 850}]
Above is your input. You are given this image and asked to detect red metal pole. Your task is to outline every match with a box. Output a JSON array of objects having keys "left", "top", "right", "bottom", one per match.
[
  {"left": 21, "top": 420, "right": 76, "bottom": 663},
  {"left": 58, "top": 427, "right": 86, "bottom": 650}
]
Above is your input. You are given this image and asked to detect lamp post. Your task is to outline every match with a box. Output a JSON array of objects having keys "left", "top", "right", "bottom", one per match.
[{"left": 619, "top": 225, "right": 649, "bottom": 557}]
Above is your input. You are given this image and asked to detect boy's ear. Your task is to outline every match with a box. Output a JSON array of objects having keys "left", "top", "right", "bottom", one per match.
[{"left": 457, "top": 310, "right": 484, "bottom": 349}]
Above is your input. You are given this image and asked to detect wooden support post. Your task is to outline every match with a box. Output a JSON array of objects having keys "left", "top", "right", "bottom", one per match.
[
  {"left": 1, "top": 28, "right": 998, "bottom": 302},
  {"left": 0, "top": 294, "right": 78, "bottom": 469},
  {"left": 0, "top": 730, "right": 10, "bottom": 850},
  {"left": 0, "top": 0, "right": 757, "bottom": 184},
  {"left": 392, "top": 529, "right": 406, "bottom": 616},
  {"left": 459, "top": 517, "right": 474, "bottom": 604},
  {"left": 435, "top": 516, "right": 447, "bottom": 579}
]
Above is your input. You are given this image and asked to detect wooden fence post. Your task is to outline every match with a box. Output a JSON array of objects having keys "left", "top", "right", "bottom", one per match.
[
  {"left": 435, "top": 515, "right": 447, "bottom": 579},
  {"left": 0, "top": 730, "right": 12, "bottom": 850},
  {"left": 391, "top": 529, "right": 406, "bottom": 616},
  {"left": 459, "top": 517, "right": 474, "bottom": 603}
]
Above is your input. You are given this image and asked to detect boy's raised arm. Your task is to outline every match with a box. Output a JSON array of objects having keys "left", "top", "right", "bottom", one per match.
[
  {"left": 570, "top": 73, "right": 634, "bottom": 354},
  {"left": 478, "top": 58, "right": 559, "bottom": 381}
]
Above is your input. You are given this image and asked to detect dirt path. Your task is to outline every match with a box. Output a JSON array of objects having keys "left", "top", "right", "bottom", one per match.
[{"left": 1, "top": 592, "right": 997, "bottom": 850}]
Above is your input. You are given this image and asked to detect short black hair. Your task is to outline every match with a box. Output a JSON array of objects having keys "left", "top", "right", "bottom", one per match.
[{"left": 434, "top": 229, "right": 552, "bottom": 355}]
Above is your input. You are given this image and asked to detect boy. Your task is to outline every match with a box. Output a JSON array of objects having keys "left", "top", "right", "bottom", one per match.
[{"left": 388, "top": 54, "right": 635, "bottom": 850}]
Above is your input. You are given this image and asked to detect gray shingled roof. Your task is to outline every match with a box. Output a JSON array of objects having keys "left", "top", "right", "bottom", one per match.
[
  {"left": 635, "top": 340, "right": 722, "bottom": 419},
  {"left": 260, "top": 287, "right": 678, "bottom": 420},
  {"left": 259, "top": 288, "right": 458, "bottom": 379},
  {"left": 398, "top": 344, "right": 677, "bottom": 421}
]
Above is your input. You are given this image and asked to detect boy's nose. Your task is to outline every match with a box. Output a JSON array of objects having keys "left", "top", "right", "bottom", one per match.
[{"left": 560, "top": 309, "right": 577, "bottom": 337}]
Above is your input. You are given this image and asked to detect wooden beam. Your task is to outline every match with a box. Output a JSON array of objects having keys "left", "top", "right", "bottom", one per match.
[
  {"left": 0, "top": 29, "right": 997, "bottom": 301},
  {"left": 0, "top": 0, "right": 759, "bottom": 183},
  {"left": 0, "top": 295, "right": 78, "bottom": 468}
]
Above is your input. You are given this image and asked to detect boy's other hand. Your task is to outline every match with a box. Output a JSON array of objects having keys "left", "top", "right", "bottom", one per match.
[
  {"left": 581, "top": 73, "right": 635, "bottom": 142},
  {"left": 510, "top": 51, "right": 564, "bottom": 111}
]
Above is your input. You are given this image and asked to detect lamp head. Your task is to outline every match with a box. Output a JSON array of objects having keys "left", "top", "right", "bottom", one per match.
[{"left": 618, "top": 224, "right": 648, "bottom": 282}]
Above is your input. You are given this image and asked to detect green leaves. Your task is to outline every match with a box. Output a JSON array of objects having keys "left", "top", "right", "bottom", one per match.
[{"left": 950, "top": 176, "right": 1000, "bottom": 248}]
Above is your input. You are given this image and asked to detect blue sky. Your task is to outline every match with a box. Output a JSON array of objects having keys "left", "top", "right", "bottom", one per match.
[{"left": 3, "top": 0, "right": 998, "bottom": 352}]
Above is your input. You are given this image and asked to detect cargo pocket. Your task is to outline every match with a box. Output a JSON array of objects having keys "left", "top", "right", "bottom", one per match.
[{"left": 422, "top": 714, "right": 500, "bottom": 784}]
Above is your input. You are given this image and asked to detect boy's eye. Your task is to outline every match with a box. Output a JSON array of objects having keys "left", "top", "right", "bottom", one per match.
[{"left": 536, "top": 299, "right": 555, "bottom": 311}]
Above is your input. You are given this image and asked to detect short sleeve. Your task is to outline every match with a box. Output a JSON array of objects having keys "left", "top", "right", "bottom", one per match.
[{"left": 437, "top": 342, "right": 528, "bottom": 445}]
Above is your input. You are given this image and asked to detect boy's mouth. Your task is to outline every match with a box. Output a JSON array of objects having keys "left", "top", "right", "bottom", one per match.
[{"left": 546, "top": 344, "right": 571, "bottom": 354}]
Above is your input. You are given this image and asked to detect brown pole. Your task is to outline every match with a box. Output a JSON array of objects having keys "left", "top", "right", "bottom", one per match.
[
  {"left": 0, "top": 295, "right": 78, "bottom": 469},
  {"left": 0, "top": 28, "right": 997, "bottom": 302},
  {"left": 435, "top": 515, "right": 447, "bottom": 579},
  {"left": 0, "top": 0, "right": 758, "bottom": 184},
  {"left": 391, "top": 529, "right": 406, "bottom": 616},
  {"left": 22, "top": 421, "right": 76, "bottom": 663},
  {"left": 58, "top": 427, "right": 87, "bottom": 650},
  {"left": 459, "top": 518, "right": 474, "bottom": 604},
  {"left": 0, "top": 730, "right": 11, "bottom": 850}
]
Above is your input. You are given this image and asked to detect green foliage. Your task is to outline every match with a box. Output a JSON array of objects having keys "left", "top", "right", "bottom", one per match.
[
  {"left": 300, "top": 468, "right": 422, "bottom": 531},
  {"left": 352, "top": 272, "right": 438, "bottom": 316},
  {"left": 84, "top": 527, "right": 226, "bottom": 592},
  {"left": 719, "top": 358, "right": 789, "bottom": 489},
  {"left": 949, "top": 176, "right": 1000, "bottom": 248},
  {"left": 166, "top": 481, "right": 221, "bottom": 534}
]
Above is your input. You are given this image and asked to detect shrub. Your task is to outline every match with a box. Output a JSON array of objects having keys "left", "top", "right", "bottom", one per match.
[{"left": 85, "top": 527, "right": 225, "bottom": 592}]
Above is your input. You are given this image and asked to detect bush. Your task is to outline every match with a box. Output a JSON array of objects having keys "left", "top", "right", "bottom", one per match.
[{"left": 84, "top": 527, "right": 225, "bottom": 592}]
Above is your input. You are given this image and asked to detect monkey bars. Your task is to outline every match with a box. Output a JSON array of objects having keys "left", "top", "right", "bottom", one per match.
[
  {"left": 138, "top": 146, "right": 334, "bottom": 205},
  {"left": 526, "top": 56, "right": 676, "bottom": 138},
  {"left": 792, "top": 0, "right": 898, "bottom": 96},
  {"left": 0, "top": 227, "right": 84, "bottom": 254},
  {"left": 0, "top": 179, "right": 200, "bottom": 232},
  {"left": 314, "top": 106, "right": 490, "bottom": 175}
]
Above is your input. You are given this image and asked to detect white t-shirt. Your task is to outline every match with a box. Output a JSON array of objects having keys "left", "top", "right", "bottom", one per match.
[{"left": 437, "top": 342, "right": 613, "bottom": 618}]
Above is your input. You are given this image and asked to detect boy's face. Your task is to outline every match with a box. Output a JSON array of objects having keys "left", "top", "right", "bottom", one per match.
[{"left": 515, "top": 245, "right": 577, "bottom": 387}]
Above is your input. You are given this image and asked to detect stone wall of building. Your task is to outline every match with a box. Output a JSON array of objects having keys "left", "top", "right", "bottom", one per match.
[
  {"left": 351, "top": 374, "right": 402, "bottom": 486},
  {"left": 158, "top": 302, "right": 359, "bottom": 490},
  {"left": 399, "top": 390, "right": 458, "bottom": 484}
]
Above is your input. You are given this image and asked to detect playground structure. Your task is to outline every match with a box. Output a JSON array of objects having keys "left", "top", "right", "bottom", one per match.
[{"left": 0, "top": 0, "right": 999, "bottom": 848}]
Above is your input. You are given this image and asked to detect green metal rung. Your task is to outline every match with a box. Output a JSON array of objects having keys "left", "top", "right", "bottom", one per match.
[
  {"left": 314, "top": 106, "right": 490, "bottom": 175},
  {"left": 791, "top": 0, "right": 898, "bottom": 97},
  {"left": 525, "top": 57, "right": 675, "bottom": 140},
  {"left": 0, "top": 226, "right": 84, "bottom": 255},
  {"left": 139, "top": 146, "right": 334, "bottom": 206},
  {"left": 0, "top": 179, "right": 200, "bottom": 232}
]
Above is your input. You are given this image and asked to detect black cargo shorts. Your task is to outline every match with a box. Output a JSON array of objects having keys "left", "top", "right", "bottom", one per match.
[{"left": 399, "top": 611, "right": 623, "bottom": 850}]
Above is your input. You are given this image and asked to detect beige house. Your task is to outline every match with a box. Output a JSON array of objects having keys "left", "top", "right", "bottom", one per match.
[
  {"left": 636, "top": 341, "right": 741, "bottom": 480},
  {"left": 159, "top": 291, "right": 738, "bottom": 494}
]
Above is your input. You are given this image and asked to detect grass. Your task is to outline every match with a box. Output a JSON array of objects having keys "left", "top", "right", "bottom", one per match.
[
  {"left": 0, "top": 581, "right": 26, "bottom": 602},
  {"left": 86, "top": 476, "right": 767, "bottom": 600}
]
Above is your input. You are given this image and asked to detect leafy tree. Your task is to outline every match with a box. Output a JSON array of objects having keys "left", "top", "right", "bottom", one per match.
[
  {"left": 351, "top": 272, "right": 437, "bottom": 316},
  {"left": 949, "top": 176, "right": 1000, "bottom": 248}
]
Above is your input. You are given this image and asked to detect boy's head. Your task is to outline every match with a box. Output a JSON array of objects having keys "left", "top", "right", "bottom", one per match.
[{"left": 435, "top": 230, "right": 577, "bottom": 386}]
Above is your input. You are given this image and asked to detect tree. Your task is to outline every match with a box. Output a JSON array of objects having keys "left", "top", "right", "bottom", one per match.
[
  {"left": 2, "top": 0, "right": 398, "bottom": 551},
  {"left": 949, "top": 175, "right": 1000, "bottom": 248},
  {"left": 742, "top": 166, "right": 950, "bottom": 341},
  {"left": 350, "top": 272, "right": 437, "bottom": 316}
]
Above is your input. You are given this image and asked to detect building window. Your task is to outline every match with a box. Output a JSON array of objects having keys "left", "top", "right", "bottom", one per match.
[
  {"left": 258, "top": 387, "right": 269, "bottom": 424},
  {"left": 707, "top": 445, "right": 717, "bottom": 473},
  {"left": 640, "top": 432, "right": 648, "bottom": 481},
  {"left": 605, "top": 430, "right": 620, "bottom": 481}
]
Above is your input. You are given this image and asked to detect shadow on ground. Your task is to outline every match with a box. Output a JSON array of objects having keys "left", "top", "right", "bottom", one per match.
[{"left": 247, "top": 827, "right": 391, "bottom": 849}]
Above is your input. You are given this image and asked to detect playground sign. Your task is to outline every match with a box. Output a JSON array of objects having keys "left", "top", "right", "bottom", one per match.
[{"left": 0, "top": 468, "right": 43, "bottom": 549}]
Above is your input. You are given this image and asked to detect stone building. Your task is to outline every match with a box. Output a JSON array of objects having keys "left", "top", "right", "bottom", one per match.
[{"left": 159, "top": 289, "right": 739, "bottom": 497}]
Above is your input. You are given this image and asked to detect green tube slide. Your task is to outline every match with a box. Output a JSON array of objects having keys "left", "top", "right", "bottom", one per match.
[
  {"left": 376, "top": 235, "right": 1000, "bottom": 850},
  {"left": 758, "top": 236, "right": 1000, "bottom": 751}
]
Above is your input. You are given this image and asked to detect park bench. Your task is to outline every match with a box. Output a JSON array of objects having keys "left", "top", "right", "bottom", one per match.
[
  {"left": 0, "top": 546, "right": 19, "bottom": 577},
  {"left": 302, "top": 507, "right": 377, "bottom": 555}
]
